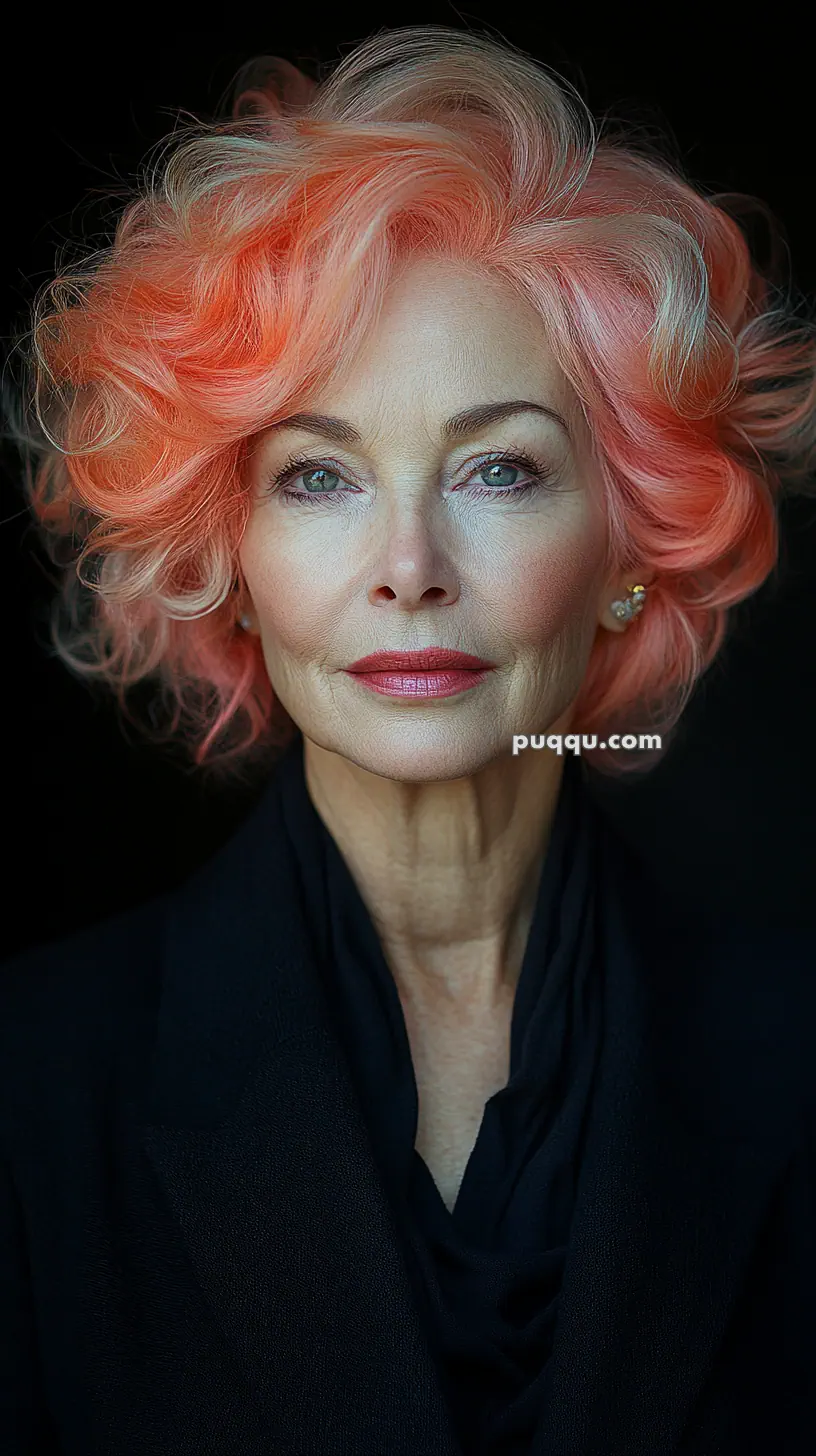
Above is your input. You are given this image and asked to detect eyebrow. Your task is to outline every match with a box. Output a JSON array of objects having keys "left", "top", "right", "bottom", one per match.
[{"left": 265, "top": 399, "right": 572, "bottom": 446}]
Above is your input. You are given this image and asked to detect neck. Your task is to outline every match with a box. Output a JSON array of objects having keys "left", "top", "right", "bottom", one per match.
[{"left": 302, "top": 737, "right": 566, "bottom": 1012}]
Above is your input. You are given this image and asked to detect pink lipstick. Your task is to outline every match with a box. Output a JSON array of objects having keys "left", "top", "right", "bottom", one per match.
[{"left": 343, "top": 647, "right": 495, "bottom": 700}]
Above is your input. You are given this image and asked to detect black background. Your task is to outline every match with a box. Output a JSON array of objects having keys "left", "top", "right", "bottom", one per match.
[{"left": 3, "top": 11, "right": 815, "bottom": 961}]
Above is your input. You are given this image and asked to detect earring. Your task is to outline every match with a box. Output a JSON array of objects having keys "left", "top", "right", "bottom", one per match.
[
  {"left": 609, "top": 584, "right": 647, "bottom": 622},
  {"left": 238, "top": 613, "right": 253, "bottom": 631}
]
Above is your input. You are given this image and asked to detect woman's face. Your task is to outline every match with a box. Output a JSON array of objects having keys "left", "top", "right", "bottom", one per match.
[{"left": 239, "top": 256, "right": 619, "bottom": 783}]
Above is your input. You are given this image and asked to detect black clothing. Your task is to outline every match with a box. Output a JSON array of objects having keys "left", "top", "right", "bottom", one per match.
[
  {"left": 1, "top": 733, "right": 815, "bottom": 1454},
  {"left": 278, "top": 735, "right": 606, "bottom": 1454}
]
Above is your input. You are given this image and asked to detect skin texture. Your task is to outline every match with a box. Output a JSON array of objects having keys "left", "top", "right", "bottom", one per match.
[{"left": 238, "top": 255, "right": 648, "bottom": 1020}]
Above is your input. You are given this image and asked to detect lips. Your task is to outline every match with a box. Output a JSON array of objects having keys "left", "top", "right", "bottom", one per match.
[{"left": 345, "top": 648, "right": 494, "bottom": 672}]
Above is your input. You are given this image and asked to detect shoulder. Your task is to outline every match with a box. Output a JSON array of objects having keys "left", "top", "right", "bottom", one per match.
[
  {"left": 655, "top": 916, "right": 816, "bottom": 1125},
  {"left": 611, "top": 821, "right": 816, "bottom": 1112},
  {"left": 0, "top": 893, "right": 167, "bottom": 1005},
  {"left": 688, "top": 919, "right": 816, "bottom": 1028},
  {"left": 611, "top": 819, "right": 816, "bottom": 1044},
  {"left": 0, "top": 895, "right": 168, "bottom": 1124}
]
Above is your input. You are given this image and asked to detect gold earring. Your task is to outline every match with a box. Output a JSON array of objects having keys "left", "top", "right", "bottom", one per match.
[{"left": 609, "top": 584, "right": 647, "bottom": 622}]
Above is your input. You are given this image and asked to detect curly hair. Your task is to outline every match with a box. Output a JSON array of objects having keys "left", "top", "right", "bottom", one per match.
[{"left": 3, "top": 23, "right": 815, "bottom": 787}]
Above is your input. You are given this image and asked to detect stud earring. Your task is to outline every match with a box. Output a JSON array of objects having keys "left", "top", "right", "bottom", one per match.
[
  {"left": 238, "top": 613, "right": 253, "bottom": 631},
  {"left": 609, "top": 584, "right": 647, "bottom": 622}
]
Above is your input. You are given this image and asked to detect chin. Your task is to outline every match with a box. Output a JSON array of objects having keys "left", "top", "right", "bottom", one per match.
[{"left": 311, "top": 720, "right": 508, "bottom": 784}]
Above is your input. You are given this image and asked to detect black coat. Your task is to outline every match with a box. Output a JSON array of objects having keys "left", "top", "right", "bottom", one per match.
[{"left": 1, "top": 766, "right": 815, "bottom": 1455}]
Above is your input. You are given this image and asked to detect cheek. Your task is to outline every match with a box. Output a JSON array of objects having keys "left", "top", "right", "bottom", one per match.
[
  {"left": 239, "top": 528, "right": 343, "bottom": 655},
  {"left": 492, "top": 530, "right": 605, "bottom": 643}
]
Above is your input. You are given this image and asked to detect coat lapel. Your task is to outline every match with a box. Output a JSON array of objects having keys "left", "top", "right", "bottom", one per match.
[
  {"left": 140, "top": 766, "right": 461, "bottom": 1454},
  {"left": 140, "top": 757, "right": 797, "bottom": 1455},
  {"left": 534, "top": 841, "right": 800, "bottom": 1455}
]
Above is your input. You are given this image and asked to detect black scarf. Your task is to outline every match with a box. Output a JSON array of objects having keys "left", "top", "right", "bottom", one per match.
[{"left": 276, "top": 732, "right": 612, "bottom": 1456}]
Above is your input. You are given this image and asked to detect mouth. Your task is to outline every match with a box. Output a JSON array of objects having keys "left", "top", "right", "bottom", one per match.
[
  {"left": 342, "top": 648, "right": 495, "bottom": 700},
  {"left": 345, "top": 648, "right": 494, "bottom": 672}
]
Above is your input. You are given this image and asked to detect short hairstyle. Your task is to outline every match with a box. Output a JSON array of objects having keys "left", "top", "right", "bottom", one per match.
[{"left": 4, "top": 24, "right": 816, "bottom": 786}]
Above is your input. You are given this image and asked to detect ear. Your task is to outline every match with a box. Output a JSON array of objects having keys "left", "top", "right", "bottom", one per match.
[
  {"left": 233, "top": 571, "right": 258, "bottom": 633},
  {"left": 236, "top": 596, "right": 257, "bottom": 633},
  {"left": 232, "top": 57, "right": 318, "bottom": 121}
]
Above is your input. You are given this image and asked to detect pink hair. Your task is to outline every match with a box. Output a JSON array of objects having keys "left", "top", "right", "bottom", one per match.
[{"left": 4, "top": 24, "right": 816, "bottom": 785}]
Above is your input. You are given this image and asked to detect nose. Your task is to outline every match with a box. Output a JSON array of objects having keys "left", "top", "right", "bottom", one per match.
[{"left": 366, "top": 537, "right": 460, "bottom": 610}]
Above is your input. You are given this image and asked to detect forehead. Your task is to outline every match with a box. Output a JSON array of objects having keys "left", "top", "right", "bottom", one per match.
[
  {"left": 302, "top": 257, "right": 576, "bottom": 434},
  {"left": 372, "top": 254, "right": 561, "bottom": 360}
]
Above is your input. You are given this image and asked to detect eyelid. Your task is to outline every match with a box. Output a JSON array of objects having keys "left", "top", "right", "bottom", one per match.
[{"left": 263, "top": 444, "right": 557, "bottom": 496}]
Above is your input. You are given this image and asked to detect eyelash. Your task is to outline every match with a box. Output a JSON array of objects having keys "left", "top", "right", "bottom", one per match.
[{"left": 263, "top": 447, "right": 556, "bottom": 507}]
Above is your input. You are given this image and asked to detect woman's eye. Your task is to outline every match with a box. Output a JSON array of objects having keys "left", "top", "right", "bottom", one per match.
[
  {"left": 266, "top": 450, "right": 555, "bottom": 506},
  {"left": 474, "top": 461, "right": 527, "bottom": 491},
  {"left": 285, "top": 466, "right": 340, "bottom": 496}
]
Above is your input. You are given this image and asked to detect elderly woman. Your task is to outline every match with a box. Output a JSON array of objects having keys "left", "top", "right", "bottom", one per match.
[{"left": 1, "top": 23, "right": 815, "bottom": 1456}]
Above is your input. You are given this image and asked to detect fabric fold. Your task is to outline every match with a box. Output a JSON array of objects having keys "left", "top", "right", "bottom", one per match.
[{"left": 276, "top": 734, "right": 612, "bottom": 1456}]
